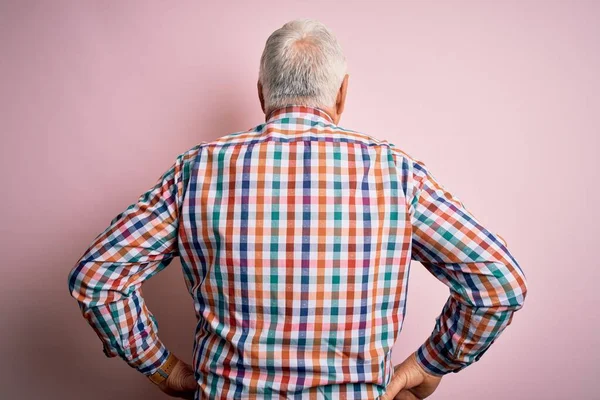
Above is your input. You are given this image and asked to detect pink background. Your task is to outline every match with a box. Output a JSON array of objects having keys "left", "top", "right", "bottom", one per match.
[{"left": 1, "top": 1, "right": 598, "bottom": 399}]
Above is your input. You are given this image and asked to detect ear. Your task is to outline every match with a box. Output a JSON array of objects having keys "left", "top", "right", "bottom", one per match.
[
  {"left": 335, "top": 74, "right": 349, "bottom": 116},
  {"left": 257, "top": 80, "right": 266, "bottom": 114}
]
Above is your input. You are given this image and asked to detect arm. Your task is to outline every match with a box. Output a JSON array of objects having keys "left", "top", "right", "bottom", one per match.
[
  {"left": 408, "top": 159, "right": 528, "bottom": 377},
  {"left": 67, "top": 153, "right": 188, "bottom": 377}
]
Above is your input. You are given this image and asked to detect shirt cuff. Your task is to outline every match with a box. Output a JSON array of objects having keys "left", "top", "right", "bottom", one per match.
[
  {"left": 125, "top": 333, "right": 171, "bottom": 376},
  {"left": 414, "top": 334, "right": 468, "bottom": 377}
]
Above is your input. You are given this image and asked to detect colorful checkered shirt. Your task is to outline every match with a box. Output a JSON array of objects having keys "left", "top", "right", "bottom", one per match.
[{"left": 68, "top": 105, "right": 528, "bottom": 399}]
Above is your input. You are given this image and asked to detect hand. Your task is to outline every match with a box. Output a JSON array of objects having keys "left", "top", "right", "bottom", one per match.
[
  {"left": 156, "top": 358, "right": 197, "bottom": 399},
  {"left": 379, "top": 352, "right": 443, "bottom": 400}
]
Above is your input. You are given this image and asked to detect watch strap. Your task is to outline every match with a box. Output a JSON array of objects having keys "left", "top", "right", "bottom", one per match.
[{"left": 147, "top": 353, "right": 178, "bottom": 385}]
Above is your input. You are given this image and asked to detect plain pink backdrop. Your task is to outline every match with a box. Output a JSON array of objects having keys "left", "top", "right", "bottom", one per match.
[{"left": 1, "top": 1, "right": 598, "bottom": 399}]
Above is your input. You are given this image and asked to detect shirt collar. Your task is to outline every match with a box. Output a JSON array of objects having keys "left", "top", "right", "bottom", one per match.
[{"left": 265, "top": 105, "right": 335, "bottom": 125}]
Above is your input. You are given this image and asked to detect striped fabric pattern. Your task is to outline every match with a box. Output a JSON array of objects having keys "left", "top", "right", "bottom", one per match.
[{"left": 68, "top": 105, "right": 528, "bottom": 399}]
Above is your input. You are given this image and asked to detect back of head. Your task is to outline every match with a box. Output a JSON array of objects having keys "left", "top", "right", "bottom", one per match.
[{"left": 259, "top": 19, "right": 347, "bottom": 113}]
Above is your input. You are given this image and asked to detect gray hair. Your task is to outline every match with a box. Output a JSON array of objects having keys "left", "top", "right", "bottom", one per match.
[{"left": 258, "top": 19, "right": 347, "bottom": 111}]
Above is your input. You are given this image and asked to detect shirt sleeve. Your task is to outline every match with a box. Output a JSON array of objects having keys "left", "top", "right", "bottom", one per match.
[
  {"left": 67, "top": 149, "right": 195, "bottom": 376},
  {"left": 407, "top": 158, "right": 528, "bottom": 377}
]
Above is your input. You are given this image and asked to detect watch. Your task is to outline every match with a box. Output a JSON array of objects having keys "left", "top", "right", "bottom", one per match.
[{"left": 147, "top": 352, "right": 178, "bottom": 385}]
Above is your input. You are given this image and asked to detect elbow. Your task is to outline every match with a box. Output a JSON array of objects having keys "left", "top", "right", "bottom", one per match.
[
  {"left": 518, "top": 272, "right": 528, "bottom": 307},
  {"left": 508, "top": 261, "right": 528, "bottom": 310},
  {"left": 482, "top": 260, "right": 528, "bottom": 311},
  {"left": 67, "top": 262, "right": 86, "bottom": 302}
]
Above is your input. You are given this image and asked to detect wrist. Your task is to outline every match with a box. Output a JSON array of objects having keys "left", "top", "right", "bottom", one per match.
[
  {"left": 412, "top": 350, "right": 444, "bottom": 378},
  {"left": 128, "top": 332, "right": 170, "bottom": 375},
  {"left": 414, "top": 336, "right": 461, "bottom": 377},
  {"left": 147, "top": 351, "right": 179, "bottom": 386}
]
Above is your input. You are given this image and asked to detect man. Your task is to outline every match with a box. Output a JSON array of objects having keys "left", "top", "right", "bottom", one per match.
[{"left": 68, "top": 19, "right": 528, "bottom": 400}]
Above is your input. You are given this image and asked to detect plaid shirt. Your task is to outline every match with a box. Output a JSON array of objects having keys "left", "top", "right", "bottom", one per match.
[{"left": 68, "top": 105, "right": 528, "bottom": 399}]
